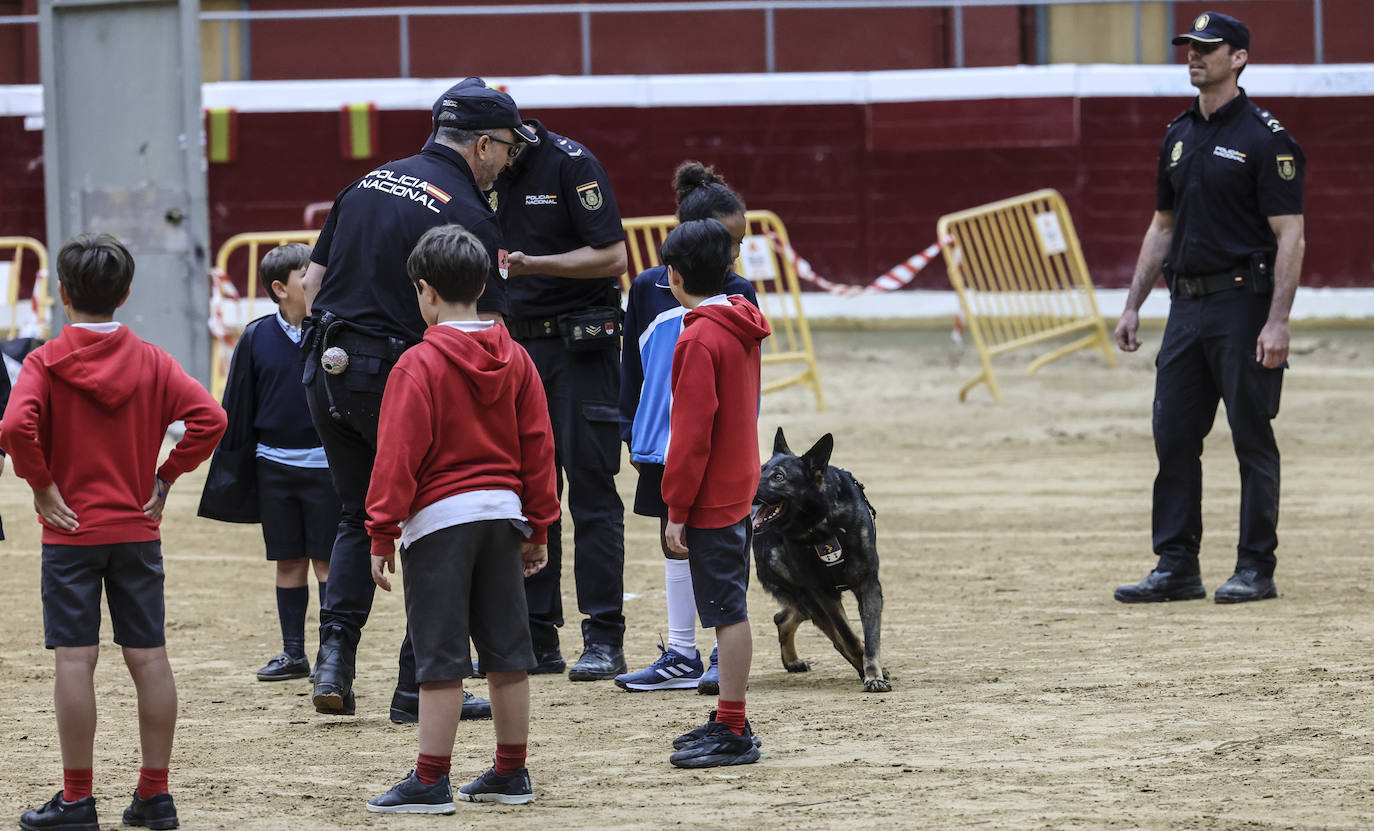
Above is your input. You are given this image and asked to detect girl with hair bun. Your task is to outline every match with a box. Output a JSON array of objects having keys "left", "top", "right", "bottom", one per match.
[{"left": 614, "top": 163, "right": 759, "bottom": 695}]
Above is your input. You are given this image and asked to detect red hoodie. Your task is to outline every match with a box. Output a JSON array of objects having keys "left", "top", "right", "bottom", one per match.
[
  {"left": 365, "top": 324, "right": 559, "bottom": 554},
  {"left": 662, "top": 296, "right": 771, "bottom": 528},
  {"left": 0, "top": 325, "right": 227, "bottom": 545}
]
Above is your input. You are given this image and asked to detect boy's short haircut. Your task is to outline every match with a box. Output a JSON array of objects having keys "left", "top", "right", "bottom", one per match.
[
  {"left": 660, "top": 218, "right": 732, "bottom": 297},
  {"left": 259, "top": 242, "right": 312, "bottom": 304},
  {"left": 56, "top": 232, "right": 135, "bottom": 316},
  {"left": 406, "top": 224, "right": 489, "bottom": 305}
]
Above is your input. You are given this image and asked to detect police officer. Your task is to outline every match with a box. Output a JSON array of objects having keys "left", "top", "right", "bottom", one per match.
[
  {"left": 301, "top": 80, "right": 539, "bottom": 716},
  {"left": 490, "top": 120, "right": 630, "bottom": 680},
  {"left": 1114, "top": 12, "right": 1305, "bottom": 605}
]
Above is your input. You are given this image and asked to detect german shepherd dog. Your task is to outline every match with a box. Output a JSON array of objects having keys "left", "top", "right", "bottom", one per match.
[{"left": 751, "top": 428, "right": 890, "bottom": 692}]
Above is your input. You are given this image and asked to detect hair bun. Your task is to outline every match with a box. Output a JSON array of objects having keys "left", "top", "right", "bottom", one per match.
[{"left": 673, "top": 160, "right": 726, "bottom": 204}]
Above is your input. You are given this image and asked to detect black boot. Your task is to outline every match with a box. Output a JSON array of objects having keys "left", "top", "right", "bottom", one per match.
[{"left": 312, "top": 625, "right": 357, "bottom": 715}]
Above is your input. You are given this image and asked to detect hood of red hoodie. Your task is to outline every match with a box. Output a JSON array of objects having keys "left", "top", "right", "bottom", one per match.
[
  {"left": 421, "top": 324, "right": 517, "bottom": 405},
  {"left": 683, "top": 296, "right": 771, "bottom": 346},
  {"left": 43, "top": 325, "right": 144, "bottom": 409}
]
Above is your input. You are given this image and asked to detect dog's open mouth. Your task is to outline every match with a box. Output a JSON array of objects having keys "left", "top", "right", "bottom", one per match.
[{"left": 752, "top": 502, "right": 783, "bottom": 530}]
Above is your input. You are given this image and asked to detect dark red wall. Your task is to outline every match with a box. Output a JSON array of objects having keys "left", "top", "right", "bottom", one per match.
[{"left": 3, "top": 92, "right": 1370, "bottom": 291}]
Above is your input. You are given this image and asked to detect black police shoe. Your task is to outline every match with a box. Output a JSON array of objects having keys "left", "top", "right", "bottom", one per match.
[
  {"left": 388, "top": 688, "right": 492, "bottom": 723},
  {"left": 312, "top": 626, "right": 357, "bottom": 715},
  {"left": 366, "top": 771, "right": 455, "bottom": 814},
  {"left": 19, "top": 791, "right": 98, "bottom": 831},
  {"left": 122, "top": 791, "right": 179, "bottom": 830},
  {"left": 1214, "top": 569, "right": 1278, "bottom": 604},
  {"left": 668, "top": 721, "right": 761, "bottom": 768},
  {"left": 1113, "top": 570, "right": 1207, "bottom": 603},
  {"left": 567, "top": 643, "right": 627, "bottom": 681},
  {"left": 256, "top": 652, "right": 310, "bottom": 682}
]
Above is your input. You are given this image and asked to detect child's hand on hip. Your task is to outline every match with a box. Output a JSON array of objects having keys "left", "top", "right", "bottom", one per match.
[
  {"left": 34, "top": 483, "right": 78, "bottom": 531},
  {"left": 142, "top": 477, "right": 171, "bottom": 521}
]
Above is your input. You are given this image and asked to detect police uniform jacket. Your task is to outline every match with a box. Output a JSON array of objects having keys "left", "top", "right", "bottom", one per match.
[
  {"left": 1157, "top": 89, "right": 1304, "bottom": 285},
  {"left": 309, "top": 140, "right": 507, "bottom": 342},
  {"left": 491, "top": 121, "right": 627, "bottom": 320}
]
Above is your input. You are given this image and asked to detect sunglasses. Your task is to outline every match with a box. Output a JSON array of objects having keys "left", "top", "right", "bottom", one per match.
[{"left": 484, "top": 134, "right": 524, "bottom": 159}]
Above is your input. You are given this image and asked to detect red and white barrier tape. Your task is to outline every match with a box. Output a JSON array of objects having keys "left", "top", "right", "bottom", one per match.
[
  {"left": 31, "top": 269, "right": 49, "bottom": 331},
  {"left": 208, "top": 268, "right": 239, "bottom": 346}
]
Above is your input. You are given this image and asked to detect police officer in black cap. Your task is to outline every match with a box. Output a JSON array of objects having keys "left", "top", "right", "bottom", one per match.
[
  {"left": 300, "top": 79, "right": 538, "bottom": 717},
  {"left": 489, "top": 120, "right": 630, "bottom": 681},
  {"left": 1114, "top": 11, "right": 1305, "bottom": 605}
]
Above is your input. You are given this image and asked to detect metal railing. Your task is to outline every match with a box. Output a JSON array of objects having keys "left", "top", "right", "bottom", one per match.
[{"left": 1, "top": 0, "right": 1329, "bottom": 81}]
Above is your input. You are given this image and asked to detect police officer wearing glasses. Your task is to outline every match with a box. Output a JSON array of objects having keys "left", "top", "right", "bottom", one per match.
[
  {"left": 301, "top": 79, "right": 538, "bottom": 718},
  {"left": 489, "top": 120, "right": 630, "bottom": 681},
  {"left": 1115, "top": 12, "right": 1305, "bottom": 605}
]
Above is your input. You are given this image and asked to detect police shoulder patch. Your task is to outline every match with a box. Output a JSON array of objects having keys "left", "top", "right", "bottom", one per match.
[
  {"left": 1251, "top": 105, "right": 1286, "bottom": 134},
  {"left": 553, "top": 135, "right": 587, "bottom": 159}
]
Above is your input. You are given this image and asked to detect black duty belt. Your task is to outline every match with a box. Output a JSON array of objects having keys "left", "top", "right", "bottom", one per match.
[
  {"left": 506, "top": 316, "right": 562, "bottom": 341},
  {"left": 1174, "top": 269, "right": 1248, "bottom": 299},
  {"left": 330, "top": 328, "right": 411, "bottom": 363}
]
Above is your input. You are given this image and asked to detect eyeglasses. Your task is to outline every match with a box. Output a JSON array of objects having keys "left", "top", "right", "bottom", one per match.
[{"left": 483, "top": 134, "right": 524, "bottom": 159}]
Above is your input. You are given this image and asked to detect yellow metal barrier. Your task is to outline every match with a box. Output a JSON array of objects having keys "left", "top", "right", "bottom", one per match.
[
  {"left": 0, "top": 236, "right": 54, "bottom": 339},
  {"left": 937, "top": 189, "right": 1115, "bottom": 403},
  {"left": 210, "top": 230, "right": 319, "bottom": 399},
  {"left": 621, "top": 209, "right": 824, "bottom": 410}
]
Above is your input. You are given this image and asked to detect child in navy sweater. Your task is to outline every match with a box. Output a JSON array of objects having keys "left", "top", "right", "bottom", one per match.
[
  {"left": 198, "top": 243, "right": 338, "bottom": 681},
  {"left": 658, "top": 219, "right": 770, "bottom": 768}
]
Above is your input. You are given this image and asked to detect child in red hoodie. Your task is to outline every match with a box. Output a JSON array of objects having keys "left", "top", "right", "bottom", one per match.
[
  {"left": 1, "top": 233, "right": 227, "bottom": 831},
  {"left": 660, "top": 218, "right": 771, "bottom": 768},
  {"left": 365, "top": 224, "right": 558, "bottom": 814}
]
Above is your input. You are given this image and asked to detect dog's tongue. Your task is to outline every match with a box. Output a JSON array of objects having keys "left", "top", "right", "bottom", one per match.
[{"left": 752, "top": 503, "right": 781, "bottom": 530}]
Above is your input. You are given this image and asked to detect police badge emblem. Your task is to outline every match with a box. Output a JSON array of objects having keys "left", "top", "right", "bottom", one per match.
[
  {"left": 1276, "top": 154, "right": 1296, "bottom": 181},
  {"left": 1170, "top": 140, "right": 1184, "bottom": 167},
  {"left": 487, "top": 190, "right": 499, "bottom": 212},
  {"left": 1194, "top": 13, "right": 1209, "bottom": 30},
  {"left": 576, "top": 181, "right": 604, "bottom": 211}
]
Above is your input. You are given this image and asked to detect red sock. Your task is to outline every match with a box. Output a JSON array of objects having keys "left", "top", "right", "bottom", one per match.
[
  {"left": 136, "top": 767, "right": 169, "bottom": 799},
  {"left": 716, "top": 699, "right": 747, "bottom": 735},
  {"left": 494, "top": 743, "right": 526, "bottom": 776},
  {"left": 415, "top": 754, "right": 451, "bottom": 786},
  {"left": 62, "top": 769, "right": 93, "bottom": 802}
]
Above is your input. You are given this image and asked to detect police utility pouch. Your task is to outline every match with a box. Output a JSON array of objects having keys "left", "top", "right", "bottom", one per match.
[
  {"left": 560, "top": 306, "right": 621, "bottom": 350},
  {"left": 1248, "top": 252, "right": 1274, "bottom": 294}
]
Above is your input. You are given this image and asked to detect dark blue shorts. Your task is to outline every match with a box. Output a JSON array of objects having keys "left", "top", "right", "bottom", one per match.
[
  {"left": 401, "top": 519, "right": 536, "bottom": 684},
  {"left": 41, "top": 541, "right": 165, "bottom": 649},
  {"left": 256, "top": 457, "right": 340, "bottom": 561},
  {"left": 633, "top": 462, "right": 668, "bottom": 518},
  {"left": 686, "top": 519, "right": 752, "bottom": 628}
]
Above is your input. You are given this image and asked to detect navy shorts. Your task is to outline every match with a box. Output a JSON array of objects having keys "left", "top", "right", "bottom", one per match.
[
  {"left": 257, "top": 457, "right": 340, "bottom": 561},
  {"left": 686, "top": 519, "right": 752, "bottom": 628},
  {"left": 633, "top": 462, "right": 668, "bottom": 518},
  {"left": 41, "top": 541, "right": 166, "bottom": 649},
  {"left": 401, "top": 519, "right": 536, "bottom": 684}
]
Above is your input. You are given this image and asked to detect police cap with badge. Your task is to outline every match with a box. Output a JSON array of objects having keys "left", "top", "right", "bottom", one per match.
[
  {"left": 1172, "top": 11, "right": 1249, "bottom": 51},
  {"left": 432, "top": 77, "right": 540, "bottom": 145}
]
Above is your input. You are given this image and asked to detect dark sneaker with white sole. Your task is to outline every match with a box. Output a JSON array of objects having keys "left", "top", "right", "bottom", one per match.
[
  {"left": 19, "top": 791, "right": 98, "bottom": 831},
  {"left": 256, "top": 652, "right": 310, "bottom": 681},
  {"left": 457, "top": 766, "right": 534, "bottom": 805},
  {"left": 122, "top": 791, "right": 179, "bottom": 829},
  {"left": 672, "top": 710, "right": 763, "bottom": 751},
  {"left": 669, "top": 721, "right": 762, "bottom": 768},
  {"left": 366, "top": 771, "right": 455, "bottom": 814}
]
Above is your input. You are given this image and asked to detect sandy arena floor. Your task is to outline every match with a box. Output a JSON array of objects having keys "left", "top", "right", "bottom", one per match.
[{"left": 2, "top": 323, "right": 1372, "bottom": 830}]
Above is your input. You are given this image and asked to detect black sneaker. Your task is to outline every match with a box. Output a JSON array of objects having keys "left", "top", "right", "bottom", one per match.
[
  {"left": 1113, "top": 570, "right": 1207, "bottom": 603},
  {"left": 672, "top": 710, "right": 762, "bottom": 750},
  {"left": 457, "top": 766, "right": 534, "bottom": 805},
  {"left": 122, "top": 791, "right": 179, "bottom": 829},
  {"left": 567, "top": 643, "right": 627, "bottom": 681},
  {"left": 388, "top": 688, "right": 492, "bottom": 724},
  {"left": 366, "top": 771, "right": 455, "bottom": 814},
  {"left": 668, "top": 721, "right": 762, "bottom": 768},
  {"left": 256, "top": 652, "right": 310, "bottom": 682},
  {"left": 1214, "top": 569, "right": 1278, "bottom": 604},
  {"left": 19, "top": 791, "right": 98, "bottom": 831}
]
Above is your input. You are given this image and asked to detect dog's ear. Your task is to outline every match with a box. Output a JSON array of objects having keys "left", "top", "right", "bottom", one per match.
[
  {"left": 801, "top": 433, "right": 833, "bottom": 483},
  {"left": 773, "top": 427, "right": 791, "bottom": 456}
]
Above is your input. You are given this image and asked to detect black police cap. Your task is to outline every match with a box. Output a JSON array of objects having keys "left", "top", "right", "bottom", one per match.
[
  {"left": 432, "top": 77, "right": 539, "bottom": 145},
  {"left": 1173, "top": 11, "right": 1250, "bottom": 51}
]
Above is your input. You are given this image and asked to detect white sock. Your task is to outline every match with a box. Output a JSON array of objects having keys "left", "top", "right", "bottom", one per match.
[{"left": 665, "top": 558, "right": 698, "bottom": 657}]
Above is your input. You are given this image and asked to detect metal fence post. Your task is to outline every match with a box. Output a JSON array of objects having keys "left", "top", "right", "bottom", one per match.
[
  {"left": 1313, "top": 0, "right": 1324, "bottom": 63},
  {"left": 399, "top": 11, "right": 410, "bottom": 78},
  {"left": 765, "top": 5, "right": 775, "bottom": 72},
  {"left": 581, "top": 9, "right": 592, "bottom": 75},
  {"left": 952, "top": 4, "right": 964, "bottom": 68}
]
